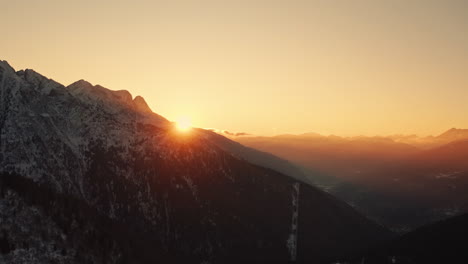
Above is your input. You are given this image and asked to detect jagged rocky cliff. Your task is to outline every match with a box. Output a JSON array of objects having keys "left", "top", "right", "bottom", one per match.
[{"left": 0, "top": 60, "right": 390, "bottom": 263}]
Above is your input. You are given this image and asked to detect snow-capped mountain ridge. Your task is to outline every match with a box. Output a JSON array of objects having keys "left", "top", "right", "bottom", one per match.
[
  {"left": 0, "top": 60, "right": 390, "bottom": 263},
  {"left": 66, "top": 78, "right": 161, "bottom": 119}
]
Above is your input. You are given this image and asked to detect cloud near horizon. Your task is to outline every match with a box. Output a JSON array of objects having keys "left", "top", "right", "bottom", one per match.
[{"left": 207, "top": 128, "right": 251, "bottom": 137}]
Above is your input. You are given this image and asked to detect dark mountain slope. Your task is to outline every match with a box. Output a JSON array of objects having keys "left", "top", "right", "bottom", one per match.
[
  {"left": 236, "top": 132, "right": 468, "bottom": 232},
  {"left": 343, "top": 213, "right": 468, "bottom": 264},
  {"left": 0, "top": 60, "right": 390, "bottom": 263},
  {"left": 0, "top": 172, "right": 184, "bottom": 264}
]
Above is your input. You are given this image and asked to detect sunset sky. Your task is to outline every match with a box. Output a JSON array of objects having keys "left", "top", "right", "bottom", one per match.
[{"left": 2, "top": 0, "right": 468, "bottom": 136}]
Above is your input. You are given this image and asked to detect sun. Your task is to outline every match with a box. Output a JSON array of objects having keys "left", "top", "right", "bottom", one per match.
[{"left": 175, "top": 116, "right": 192, "bottom": 132}]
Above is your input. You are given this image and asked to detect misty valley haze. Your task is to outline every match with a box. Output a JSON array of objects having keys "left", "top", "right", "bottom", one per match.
[{"left": 234, "top": 130, "right": 468, "bottom": 232}]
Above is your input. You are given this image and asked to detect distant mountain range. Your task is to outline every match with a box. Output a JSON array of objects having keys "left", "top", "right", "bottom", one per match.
[
  {"left": 0, "top": 60, "right": 391, "bottom": 263},
  {"left": 388, "top": 127, "right": 468, "bottom": 149},
  {"left": 234, "top": 129, "right": 468, "bottom": 232}
]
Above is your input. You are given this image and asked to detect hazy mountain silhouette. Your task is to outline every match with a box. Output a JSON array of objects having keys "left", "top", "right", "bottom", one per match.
[
  {"left": 388, "top": 128, "right": 468, "bottom": 149},
  {"left": 235, "top": 131, "right": 468, "bottom": 232}
]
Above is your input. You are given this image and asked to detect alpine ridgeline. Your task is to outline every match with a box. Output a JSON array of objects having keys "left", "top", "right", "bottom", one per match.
[{"left": 0, "top": 61, "right": 390, "bottom": 263}]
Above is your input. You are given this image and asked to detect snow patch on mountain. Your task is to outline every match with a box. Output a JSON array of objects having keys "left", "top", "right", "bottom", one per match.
[
  {"left": 0, "top": 60, "right": 392, "bottom": 262},
  {"left": 287, "top": 182, "right": 300, "bottom": 261}
]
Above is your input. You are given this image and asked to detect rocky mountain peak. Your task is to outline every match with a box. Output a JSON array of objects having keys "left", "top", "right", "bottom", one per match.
[
  {"left": 16, "top": 69, "right": 63, "bottom": 95},
  {"left": 0, "top": 60, "right": 391, "bottom": 263},
  {"left": 0, "top": 60, "right": 15, "bottom": 73},
  {"left": 112, "top": 89, "right": 133, "bottom": 103},
  {"left": 133, "top": 95, "right": 152, "bottom": 113},
  {"left": 67, "top": 80, "right": 155, "bottom": 115},
  {"left": 67, "top": 79, "right": 94, "bottom": 91},
  {"left": 67, "top": 80, "right": 135, "bottom": 109}
]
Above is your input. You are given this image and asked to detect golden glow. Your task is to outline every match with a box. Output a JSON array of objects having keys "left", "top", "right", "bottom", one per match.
[
  {"left": 3, "top": 1, "right": 468, "bottom": 136},
  {"left": 176, "top": 116, "right": 192, "bottom": 132}
]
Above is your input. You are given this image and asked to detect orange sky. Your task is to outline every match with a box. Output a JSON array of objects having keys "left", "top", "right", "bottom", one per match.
[{"left": 2, "top": 0, "right": 468, "bottom": 136}]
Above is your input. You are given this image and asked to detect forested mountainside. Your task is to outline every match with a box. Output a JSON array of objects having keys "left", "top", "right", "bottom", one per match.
[
  {"left": 0, "top": 60, "right": 390, "bottom": 263},
  {"left": 341, "top": 212, "right": 468, "bottom": 264}
]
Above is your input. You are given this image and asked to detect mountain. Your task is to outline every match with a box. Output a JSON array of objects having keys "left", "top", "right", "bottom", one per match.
[
  {"left": 436, "top": 127, "right": 468, "bottom": 143},
  {"left": 410, "top": 139, "right": 468, "bottom": 169},
  {"left": 0, "top": 60, "right": 390, "bottom": 263},
  {"left": 198, "top": 129, "right": 310, "bottom": 183},
  {"left": 236, "top": 134, "right": 419, "bottom": 186},
  {"left": 342, "top": 213, "right": 468, "bottom": 264},
  {"left": 235, "top": 132, "right": 468, "bottom": 232},
  {"left": 362, "top": 139, "right": 468, "bottom": 230},
  {"left": 388, "top": 128, "right": 468, "bottom": 149}
]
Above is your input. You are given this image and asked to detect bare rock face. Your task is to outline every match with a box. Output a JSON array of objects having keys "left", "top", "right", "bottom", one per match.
[
  {"left": 0, "top": 60, "right": 391, "bottom": 263},
  {"left": 133, "top": 95, "right": 153, "bottom": 113}
]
